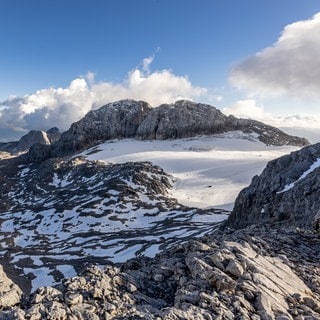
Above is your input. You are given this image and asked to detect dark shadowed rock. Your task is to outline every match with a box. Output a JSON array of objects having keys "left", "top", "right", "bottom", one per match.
[
  {"left": 135, "top": 100, "right": 230, "bottom": 140},
  {"left": 227, "top": 142, "right": 320, "bottom": 229},
  {"left": 0, "top": 128, "right": 61, "bottom": 155},
  {"left": 46, "top": 127, "right": 61, "bottom": 143},
  {"left": 15, "top": 130, "right": 51, "bottom": 153},
  {"left": 135, "top": 100, "right": 309, "bottom": 147},
  {"left": 51, "top": 99, "right": 152, "bottom": 157},
  {"left": 24, "top": 99, "right": 308, "bottom": 162}
]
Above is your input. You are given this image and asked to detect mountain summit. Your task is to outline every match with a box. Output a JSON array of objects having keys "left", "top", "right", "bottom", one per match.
[{"left": 25, "top": 99, "right": 308, "bottom": 162}]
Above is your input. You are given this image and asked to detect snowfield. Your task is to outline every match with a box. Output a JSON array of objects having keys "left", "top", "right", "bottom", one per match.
[
  {"left": 0, "top": 131, "right": 300, "bottom": 292},
  {"left": 82, "top": 131, "right": 298, "bottom": 211}
]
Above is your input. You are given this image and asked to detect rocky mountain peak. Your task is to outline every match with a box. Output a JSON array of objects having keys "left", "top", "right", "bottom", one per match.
[
  {"left": 136, "top": 100, "right": 227, "bottom": 140},
  {"left": 0, "top": 99, "right": 319, "bottom": 319},
  {"left": 23, "top": 99, "right": 309, "bottom": 162},
  {"left": 16, "top": 130, "right": 50, "bottom": 152},
  {"left": 50, "top": 99, "right": 152, "bottom": 157},
  {"left": 0, "top": 128, "right": 61, "bottom": 156}
]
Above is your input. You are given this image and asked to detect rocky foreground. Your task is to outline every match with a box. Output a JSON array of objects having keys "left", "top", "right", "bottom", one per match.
[{"left": 0, "top": 225, "right": 319, "bottom": 320}]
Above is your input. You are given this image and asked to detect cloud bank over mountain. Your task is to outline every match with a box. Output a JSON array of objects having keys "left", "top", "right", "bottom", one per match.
[
  {"left": 0, "top": 58, "right": 206, "bottom": 140},
  {"left": 2, "top": 12, "right": 320, "bottom": 142}
]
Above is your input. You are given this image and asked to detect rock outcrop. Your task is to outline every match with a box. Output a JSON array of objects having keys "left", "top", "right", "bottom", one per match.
[
  {"left": 51, "top": 99, "right": 152, "bottom": 157},
  {"left": 135, "top": 100, "right": 230, "bottom": 140},
  {"left": 0, "top": 128, "right": 61, "bottom": 154},
  {"left": 0, "top": 226, "right": 319, "bottom": 319},
  {"left": 136, "top": 100, "right": 309, "bottom": 147},
  {"left": 227, "top": 142, "right": 320, "bottom": 229},
  {"left": 0, "top": 265, "right": 23, "bottom": 309},
  {"left": 24, "top": 99, "right": 308, "bottom": 162}
]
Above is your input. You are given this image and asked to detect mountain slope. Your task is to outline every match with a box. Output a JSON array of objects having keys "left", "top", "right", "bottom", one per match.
[
  {"left": 0, "top": 99, "right": 318, "bottom": 319},
  {"left": 26, "top": 99, "right": 309, "bottom": 162},
  {"left": 1, "top": 225, "right": 319, "bottom": 319},
  {"left": 0, "top": 151, "right": 227, "bottom": 293},
  {"left": 227, "top": 142, "right": 320, "bottom": 229},
  {"left": 0, "top": 133, "right": 296, "bottom": 293},
  {"left": 0, "top": 127, "right": 61, "bottom": 154}
]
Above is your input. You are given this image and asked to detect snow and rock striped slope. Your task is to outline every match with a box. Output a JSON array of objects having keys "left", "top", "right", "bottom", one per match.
[
  {"left": 0, "top": 99, "right": 309, "bottom": 293},
  {"left": 0, "top": 132, "right": 298, "bottom": 292}
]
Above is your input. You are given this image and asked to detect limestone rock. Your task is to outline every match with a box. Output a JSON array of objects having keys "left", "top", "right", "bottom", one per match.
[
  {"left": 135, "top": 100, "right": 308, "bottom": 147},
  {"left": 0, "top": 265, "right": 23, "bottom": 308},
  {"left": 227, "top": 142, "right": 320, "bottom": 229},
  {"left": 0, "top": 227, "right": 319, "bottom": 319},
  {"left": 24, "top": 99, "right": 308, "bottom": 162},
  {"left": 52, "top": 99, "right": 152, "bottom": 157}
]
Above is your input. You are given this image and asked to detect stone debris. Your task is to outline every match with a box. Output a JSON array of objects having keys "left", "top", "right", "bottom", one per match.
[
  {"left": 0, "top": 226, "right": 318, "bottom": 319},
  {"left": 0, "top": 265, "right": 23, "bottom": 309}
]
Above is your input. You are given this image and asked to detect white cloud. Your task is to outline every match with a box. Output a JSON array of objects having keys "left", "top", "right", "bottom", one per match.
[
  {"left": 225, "top": 99, "right": 320, "bottom": 132},
  {"left": 0, "top": 60, "right": 206, "bottom": 139},
  {"left": 224, "top": 99, "right": 267, "bottom": 120},
  {"left": 229, "top": 12, "right": 320, "bottom": 99}
]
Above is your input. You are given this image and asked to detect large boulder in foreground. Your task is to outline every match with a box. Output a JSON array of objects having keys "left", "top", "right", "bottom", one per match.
[
  {"left": 1, "top": 226, "right": 319, "bottom": 319},
  {"left": 0, "top": 265, "right": 23, "bottom": 308},
  {"left": 227, "top": 142, "right": 320, "bottom": 230}
]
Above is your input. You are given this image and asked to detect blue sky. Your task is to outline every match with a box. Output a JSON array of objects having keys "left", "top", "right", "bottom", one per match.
[{"left": 1, "top": 0, "right": 320, "bottom": 140}]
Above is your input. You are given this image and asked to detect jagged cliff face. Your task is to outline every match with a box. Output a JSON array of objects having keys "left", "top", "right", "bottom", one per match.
[
  {"left": 136, "top": 100, "right": 309, "bottom": 147},
  {"left": 26, "top": 99, "right": 308, "bottom": 162},
  {"left": 227, "top": 143, "right": 320, "bottom": 229},
  {"left": 52, "top": 99, "right": 152, "bottom": 156},
  {"left": 135, "top": 100, "right": 229, "bottom": 140}
]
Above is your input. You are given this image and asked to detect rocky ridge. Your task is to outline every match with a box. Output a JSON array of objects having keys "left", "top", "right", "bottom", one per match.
[
  {"left": 0, "top": 127, "right": 61, "bottom": 155},
  {"left": 228, "top": 142, "right": 320, "bottom": 229},
  {"left": 135, "top": 100, "right": 308, "bottom": 148},
  {"left": 0, "top": 154, "right": 226, "bottom": 295},
  {"left": 0, "top": 99, "right": 318, "bottom": 319},
  {"left": 26, "top": 99, "right": 308, "bottom": 161}
]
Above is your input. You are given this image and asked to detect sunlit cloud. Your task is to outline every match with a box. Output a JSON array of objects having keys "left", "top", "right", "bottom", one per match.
[
  {"left": 229, "top": 13, "right": 320, "bottom": 99},
  {"left": 224, "top": 99, "right": 267, "bottom": 120},
  {"left": 224, "top": 99, "right": 320, "bottom": 131},
  {"left": 0, "top": 58, "right": 206, "bottom": 139}
]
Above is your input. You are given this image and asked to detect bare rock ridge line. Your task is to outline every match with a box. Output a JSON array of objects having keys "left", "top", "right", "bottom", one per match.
[
  {"left": 25, "top": 99, "right": 308, "bottom": 162},
  {"left": 227, "top": 142, "right": 320, "bottom": 230},
  {"left": 0, "top": 127, "right": 61, "bottom": 154}
]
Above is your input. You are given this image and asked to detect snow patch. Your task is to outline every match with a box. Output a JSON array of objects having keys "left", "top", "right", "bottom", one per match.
[{"left": 277, "top": 158, "right": 320, "bottom": 193}]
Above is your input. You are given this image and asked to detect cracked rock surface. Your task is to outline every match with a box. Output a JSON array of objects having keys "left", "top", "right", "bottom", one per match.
[{"left": 0, "top": 226, "right": 319, "bottom": 320}]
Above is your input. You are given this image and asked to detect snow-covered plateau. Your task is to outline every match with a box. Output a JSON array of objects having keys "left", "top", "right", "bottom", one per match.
[
  {"left": 82, "top": 131, "right": 297, "bottom": 210},
  {"left": 0, "top": 132, "right": 298, "bottom": 292}
]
